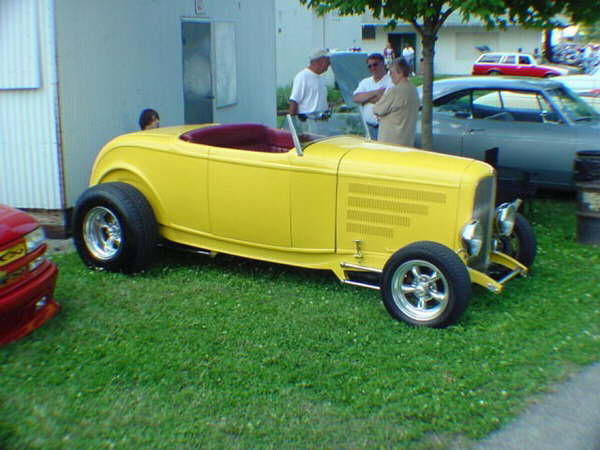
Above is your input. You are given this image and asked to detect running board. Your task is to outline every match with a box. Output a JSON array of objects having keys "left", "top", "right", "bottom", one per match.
[
  {"left": 341, "top": 279, "right": 381, "bottom": 290},
  {"left": 340, "top": 262, "right": 382, "bottom": 290},
  {"left": 340, "top": 262, "right": 382, "bottom": 273}
]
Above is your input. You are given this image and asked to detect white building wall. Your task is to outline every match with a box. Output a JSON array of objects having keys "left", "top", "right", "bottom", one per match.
[
  {"left": 276, "top": 0, "right": 362, "bottom": 87},
  {"left": 0, "top": 0, "right": 63, "bottom": 209},
  {"left": 213, "top": 1, "right": 277, "bottom": 125},
  {"left": 55, "top": 0, "right": 276, "bottom": 207}
]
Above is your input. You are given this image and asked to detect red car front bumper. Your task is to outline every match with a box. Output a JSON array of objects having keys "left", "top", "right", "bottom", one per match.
[{"left": 0, "top": 261, "right": 60, "bottom": 346}]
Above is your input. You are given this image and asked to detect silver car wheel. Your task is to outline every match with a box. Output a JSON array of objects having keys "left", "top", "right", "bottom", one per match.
[
  {"left": 83, "top": 206, "right": 123, "bottom": 261},
  {"left": 390, "top": 259, "right": 449, "bottom": 321}
]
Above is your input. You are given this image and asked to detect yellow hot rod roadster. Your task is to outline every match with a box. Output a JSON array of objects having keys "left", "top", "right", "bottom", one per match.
[{"left": 73, "top": 113, "right": 535, "bottom": 328}]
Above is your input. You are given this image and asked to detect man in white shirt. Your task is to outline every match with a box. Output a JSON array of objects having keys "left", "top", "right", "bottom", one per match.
[
  {"left": 402, "top": 45, "right": 415, "bottom": 75},
  {"left": 288, "top": 49, "right": 330, "bottom": 116},
  {"left": 352, "top": 53, "right": 393, "bottom": 139}
]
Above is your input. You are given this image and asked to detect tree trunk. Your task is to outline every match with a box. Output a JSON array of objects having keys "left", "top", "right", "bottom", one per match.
[
  {"left": 543, "top": 29, "right": 554, "bottom": 63},
  {"left": 419, "top": 28, "right": 436, "bottom": 150}
]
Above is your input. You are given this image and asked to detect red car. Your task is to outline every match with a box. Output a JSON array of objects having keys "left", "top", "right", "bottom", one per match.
[
  {"left": 0, "top": 204, "right": 59, "bottom": 345},
  {"left": 472, "top": 53, "right": 568, "bottom": 78}
]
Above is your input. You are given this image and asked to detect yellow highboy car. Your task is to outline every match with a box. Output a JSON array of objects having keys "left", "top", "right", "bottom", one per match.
[{"left": 73, "top": 113, "right": 536, "bottom": 328}]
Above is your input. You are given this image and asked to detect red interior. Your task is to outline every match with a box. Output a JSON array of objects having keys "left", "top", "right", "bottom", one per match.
[{"left": 180, "top": 123, "right": 294, "bottom": 153}]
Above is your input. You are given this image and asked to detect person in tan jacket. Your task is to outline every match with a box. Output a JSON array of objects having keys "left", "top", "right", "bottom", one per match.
[{"left": 373, "top": 58, "right": 419, "bottom": 147}]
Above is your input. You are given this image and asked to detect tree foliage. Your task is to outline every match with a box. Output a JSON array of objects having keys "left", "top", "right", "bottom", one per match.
[
  {"left": 580, "top": 20, "right": 600, "bottom": 43},
  {"left": 299, "top": 0, "right": 600, "bottom": 149}
]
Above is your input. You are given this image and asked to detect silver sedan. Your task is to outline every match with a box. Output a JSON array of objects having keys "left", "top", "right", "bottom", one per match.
[{"left": 417, "top": 77, "right": 600, "bottom": 189}]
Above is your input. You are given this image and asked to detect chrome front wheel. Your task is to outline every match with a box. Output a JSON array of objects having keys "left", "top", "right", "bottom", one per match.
[
  {"left": 389, "top": 260, "right": 449, "bottom": 322},
  {"left": 381, "top": 242, "right": 472, "bottom": 328}
]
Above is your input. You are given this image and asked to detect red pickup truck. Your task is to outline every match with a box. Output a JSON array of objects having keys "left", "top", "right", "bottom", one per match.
[{"left": 0, "top": 204, "right": 59, "bottom": 345}]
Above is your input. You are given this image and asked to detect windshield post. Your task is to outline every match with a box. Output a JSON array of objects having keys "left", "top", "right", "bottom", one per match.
[{"left": 286, "top": 114, "right": 304, "bottom": 156}]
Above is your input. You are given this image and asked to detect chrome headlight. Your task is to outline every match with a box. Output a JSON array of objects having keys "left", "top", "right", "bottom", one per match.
[
  {"left": 495, "top": 203, "right": 516, "bottom": 237},
  {"left": 25, "top": 227, "right": 46, "bottom": 253},
  {"left": 461, "top": 220, "right": 483, "bottom": 257}
]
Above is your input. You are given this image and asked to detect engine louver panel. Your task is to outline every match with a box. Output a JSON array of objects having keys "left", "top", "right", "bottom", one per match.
[{"left": 345, "top": 182, "right": 447, "bottom": 239}]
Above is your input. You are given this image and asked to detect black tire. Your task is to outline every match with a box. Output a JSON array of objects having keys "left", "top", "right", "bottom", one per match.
[
  {"left": 496, "top": 213, "right": 537, "bottom": 268},
  {"left": 72, "top": 182, "right": 158, "bottom": 273},
  {"left": 488, "top": 70, "right": 501, "bottom": 76},
  {"left": 381, "top": 242, "right": 472, "bottom": 328}
]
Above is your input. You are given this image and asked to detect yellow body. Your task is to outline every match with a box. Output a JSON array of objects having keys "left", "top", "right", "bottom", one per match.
[{"left": 90, "top": 125, "right": 525, "bottom": 290}]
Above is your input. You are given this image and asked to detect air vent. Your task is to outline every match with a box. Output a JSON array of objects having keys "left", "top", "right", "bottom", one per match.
[
  {"left": 348, "top": 197, "right": 427, "bottom": 215},
  {"left": 345, "top": 182, "right": 446, "bottom": 239},
  {"left": 349, "top": 183, "right": 446, "bottom": 204},
  {"left": 347, "top": 223, "right": 394, "bottom": 238},
  {"left": 347, "top": 210, "right": 410, "bottom": 227}
]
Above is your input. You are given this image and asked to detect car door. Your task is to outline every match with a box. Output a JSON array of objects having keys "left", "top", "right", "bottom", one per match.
[
  {"left": 425, "top": 90, "right": 471, "bottom": 155},
  {"left": 515, "top": 55, "right": 536, "bottom": 76},
  {"left": 288, "top": 145, "right": 342, "bottom": 252},
  {"left": 461, "top": 88, "right": 576, "bottom": 188},
  {"left": 208, "top": 148, "right": 292, "bottom": 247}
]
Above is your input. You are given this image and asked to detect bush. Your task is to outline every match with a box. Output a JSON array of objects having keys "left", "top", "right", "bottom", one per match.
[
  {"left": 276, "top": 85, "right": 292, "bottom": 112},
  {"left": 276, "top": 85, "right": 345, "bottom": 112}
]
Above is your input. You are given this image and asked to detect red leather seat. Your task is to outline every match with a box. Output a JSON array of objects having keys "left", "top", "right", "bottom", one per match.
[{"left": 180, "top": 124, "right": 294, "bottom": 153}]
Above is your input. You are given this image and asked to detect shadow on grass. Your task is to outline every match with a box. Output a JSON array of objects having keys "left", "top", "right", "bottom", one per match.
[{"left": 152, "top": 245, "right": 340, "bottom": 287}]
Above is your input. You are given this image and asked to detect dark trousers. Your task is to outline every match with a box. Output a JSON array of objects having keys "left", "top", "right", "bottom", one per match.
[{"left": 367, "top": 124, "right": 379, "bottom": 140}]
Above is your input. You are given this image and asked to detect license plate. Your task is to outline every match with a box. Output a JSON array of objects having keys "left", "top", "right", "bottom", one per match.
[{"left": 0, "top": 242, "right": 27, "bottom": 266}]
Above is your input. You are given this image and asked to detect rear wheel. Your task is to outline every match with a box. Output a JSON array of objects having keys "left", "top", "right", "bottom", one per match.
[
  {"left": 73, "top": 182, "right": 158, "bottom": 273},
  {"left": 381, "top": 242, "right": 472, "bottom": 328},
  {"left": 488, "top": 70, "right": 501, "bottom": 76}
]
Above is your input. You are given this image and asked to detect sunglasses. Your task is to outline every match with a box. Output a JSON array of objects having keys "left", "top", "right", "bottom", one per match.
[{"left": 367, "top": 62, "right": 381, "bottom": 68}]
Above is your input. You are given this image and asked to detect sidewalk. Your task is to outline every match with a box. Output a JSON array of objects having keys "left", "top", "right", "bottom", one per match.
[{"left": 474, "top": 362, "right": 600, "bottom": 450}]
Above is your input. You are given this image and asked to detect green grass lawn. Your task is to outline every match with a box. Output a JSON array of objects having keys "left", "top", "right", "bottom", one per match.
[{"left": 1, "top": 195, "right": 599, "bottom": 449}]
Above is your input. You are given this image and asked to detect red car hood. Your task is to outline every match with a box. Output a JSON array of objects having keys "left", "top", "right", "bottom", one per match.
[{"left": 0, "top": 205, "right": 38, "bottom": 245}]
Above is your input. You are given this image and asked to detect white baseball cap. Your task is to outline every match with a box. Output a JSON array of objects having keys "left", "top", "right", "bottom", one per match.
[{"left": 309, "top": 48, "right": 330, "bottom": 62}]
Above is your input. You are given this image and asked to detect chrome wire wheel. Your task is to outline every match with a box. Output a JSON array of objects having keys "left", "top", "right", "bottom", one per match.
[
  {"left": 389, "top": 259, "right": 449, "bottom": 322},
  {"left": 83, "top": 206, "right": 123, "bottom": 261}
]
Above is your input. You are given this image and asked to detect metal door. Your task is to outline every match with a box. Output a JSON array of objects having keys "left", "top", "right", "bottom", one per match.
[{"left": 182, "top": 20, "right": 214, "bottom": 124}]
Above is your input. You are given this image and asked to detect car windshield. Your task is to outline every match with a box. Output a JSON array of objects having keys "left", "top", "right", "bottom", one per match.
[
  {"left": 546, "top": 87, "right": 600, "bottom": 122},
  {"left": 284, "top": 112, "right": 368, "bottom": 151}
]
